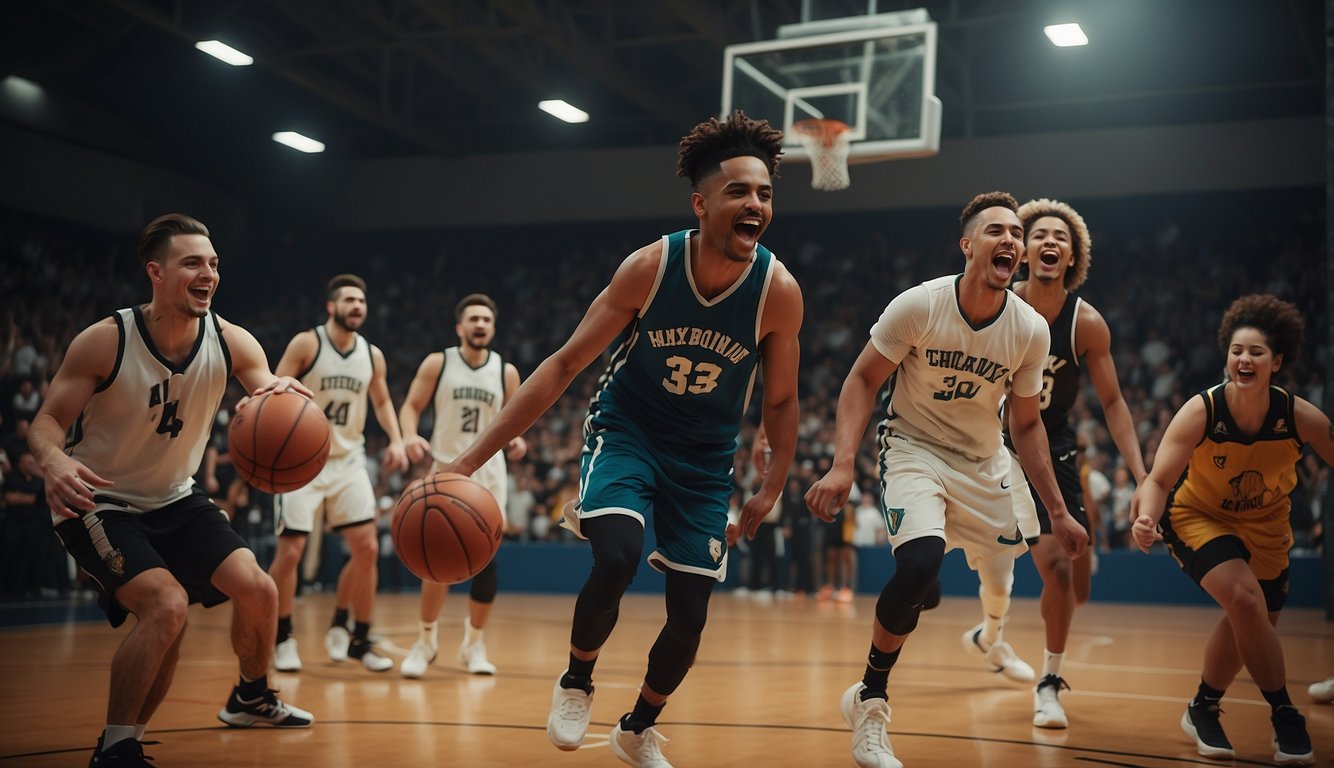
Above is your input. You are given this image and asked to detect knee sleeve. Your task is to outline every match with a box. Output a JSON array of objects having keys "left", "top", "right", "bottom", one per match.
[
  {"left": 875, "top": 537, "right": 946, "bottom": 635},
  {"left": 469, "top": 559, "right": 498, "bottom": 604},
  {"left": 645, "top": 569, "right": 715, "bottom": 696},
  {"left": 570, "top": 515, "right": 644, "bottom": 651}
]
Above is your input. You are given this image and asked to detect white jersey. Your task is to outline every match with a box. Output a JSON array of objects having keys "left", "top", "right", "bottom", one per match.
[
  {"left": 870, "top": 275, "right": 1049, "bottom": 460},
  {"left": 63, "top": 307, "right": 229, "bottom": 517},
  {"left": 430, "top": 347, "right": 508, "bottom": 506},
  {"left": 296, "top": 325, "right": 373, "bottom": 459}
]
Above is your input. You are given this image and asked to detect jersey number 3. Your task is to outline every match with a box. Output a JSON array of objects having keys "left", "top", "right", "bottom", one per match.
[{"left": 662, "top": 355, "right": 722, "bottom": 395}]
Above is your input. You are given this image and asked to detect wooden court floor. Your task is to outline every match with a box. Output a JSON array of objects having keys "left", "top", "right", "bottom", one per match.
[{"left": 1, "top": 592, "right": 1330, "bottom": 767}]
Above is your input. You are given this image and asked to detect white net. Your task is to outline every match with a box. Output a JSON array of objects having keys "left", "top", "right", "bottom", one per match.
[{"left": 792, "top": 119, "right": 852, "bottom": 191}]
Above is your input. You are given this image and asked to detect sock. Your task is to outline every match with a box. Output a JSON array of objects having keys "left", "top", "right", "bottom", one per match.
[
  {"left": 332, "top": 608, "right": 350, "bottom": 630},
  {"left": 276, "top": 616, "right": 293, "bottom": 644},
  {"left": 980, "top": 614, "right": 1004, "bottom": 647},
  {"left": 102, "top": 725, "right": 136, "bottom": 750},
  {"left": 562, "top": 654, "right": 596, "bottom": 693},
  {"left": 419, "top": 620, "right": 439, "bottom": 649},
  {"left": 1042, "top": 649, "right": 1064, "bottom": 679},
  {"left": 463, "top": 618, "right": 482, "bottom": 647},
  {"left": 860, "top": 644, "right": 901, "bottom": 700},
  {"left": 133, "top": 725, "right": 146, "bottom": 741},
  {"left": 238, "top": 673, "right": 268, "bottom": 701},
  {"left": 1261, "top": 686, "right": 1293, "bottom": 713},
  {"left": 1191, "top": 680, "right": 1226, "bottom": 709},
  {"left": 352, "top": 621, "right": 371, "bottom": 642},
  {"left": 623, "top": 695, "right": 665, "bottom": 732}
]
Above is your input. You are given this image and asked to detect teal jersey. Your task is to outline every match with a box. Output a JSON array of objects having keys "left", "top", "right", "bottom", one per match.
[{"left": 589, "top": 229, "right": 775, "bottom": 452}]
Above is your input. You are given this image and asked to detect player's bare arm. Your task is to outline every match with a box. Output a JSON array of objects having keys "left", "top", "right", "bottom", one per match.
[
  {"left": 444, "top": 241, "right": 661, "bottom": 477},
  {"left": 1079, "top": 302, "right": 1147, "bottom": 482},
  {"left": 1010, "top": 391, "right": 1087, "bottom": 557},
  {"left": 399, "top": 352, "right": 444, "bottom": 464},
  {"left": 1130, "top": 396, "right": 1206, "bottom": 552},
  {"left": 273, "top": 329, "right": 318, "bottom": 380},
  {"left": 1294, "top": 397, "right": 1334, "bottom": 467},
  {"left": 739, "top": 263, "right": 802, "bottom": 539},
  {"left": 29, "top": 319, "right": 116, "bottom": 517},
  {"left": 369, "top": 344, "right": 409, "bottom": 473},
  {"left": 805, "top": 340, "right": 898, "bottom": 523},
  {"left": 501, "top": 362, "right": 527, "bottom": 461},
  {"left": 222, "top": 318, "right": 312, "bottom": 400}
]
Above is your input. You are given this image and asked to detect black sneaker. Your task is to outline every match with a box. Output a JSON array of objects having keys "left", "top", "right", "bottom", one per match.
[
  {"left": 217, "top": 685, "right": 314, "bottom": 727},
  {"left": 1181, "top": 701, "right": 1233, "bottom": 759},
  {"left": 89, "top": 736, "right": 153, "bottom": 766},
  {"left": 1271, "top": 705, "right": 1314, "bottom": 766}
]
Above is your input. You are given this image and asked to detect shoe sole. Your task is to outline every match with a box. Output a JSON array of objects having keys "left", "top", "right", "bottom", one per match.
[
  {"left": 1033, "top": 714, "right": 1068, "bottom": 729},
  {"left": 217, "top": 711, "right": 313, "bottom": 728},
  {"left": 1180, "top": 710, "right": 1234, "bottom": 759}
]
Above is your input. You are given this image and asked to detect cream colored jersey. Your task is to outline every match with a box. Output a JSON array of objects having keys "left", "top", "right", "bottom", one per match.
[
  {"left": 870, "top": 275, "right": 1049, "bottom": 460},
  {"left": 430, "top": 347, "right": 509, "bottom": 509},
  {"left": 62, "top": 307, "right": 229, "bottom": 518},
  {"left": 296, "top": 325, "right": 372, "bottom": 459}
]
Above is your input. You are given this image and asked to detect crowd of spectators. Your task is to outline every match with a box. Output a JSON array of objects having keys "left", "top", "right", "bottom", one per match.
[{"left": 0, "top": 187, "right": 1325, "bottom": 600}]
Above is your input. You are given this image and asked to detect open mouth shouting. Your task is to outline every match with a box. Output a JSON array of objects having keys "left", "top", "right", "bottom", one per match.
[
  {"left": 1038, "top": 247, "right": 1062, "bottom": 267},
  {"left": 991, "top": 250, "right": 1016, "bottom": 281},
  {"left": 733, "top": 213, "right": 763, "bottom": 249},
  {"left": 188, "top": 284, "right": 213, "bottom": 303}
]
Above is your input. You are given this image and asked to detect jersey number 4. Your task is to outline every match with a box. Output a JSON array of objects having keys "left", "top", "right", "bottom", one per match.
[
  {"left": 148, "top": 378, "right": 184, "bottom": 438},
  {"left": 662, "top": 355, "right": 722, "bottom": 395}
]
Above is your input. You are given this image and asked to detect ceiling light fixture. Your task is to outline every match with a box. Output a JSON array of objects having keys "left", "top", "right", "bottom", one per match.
[
  {"left": 272, "top": 131, "right": 325, "bottom": 153},
  {"left": 538, "top": 99, "right": 590, "bottom": 123},
  {"left": 195, "top": 40, "right": 254, "bottom": 66},
  {"left": 1044, "top": 23, "right": 1088, "bottom": 47}
]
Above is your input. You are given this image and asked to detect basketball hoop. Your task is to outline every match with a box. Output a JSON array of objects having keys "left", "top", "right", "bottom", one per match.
[{"left": 792, "top": 118, "right": 852, "bottom": 191}]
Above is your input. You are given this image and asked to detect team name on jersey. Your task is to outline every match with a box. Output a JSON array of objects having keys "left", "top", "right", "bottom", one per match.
[
  {"left": 452, "top": 386, "right": 496, "bottom": 405},
  {"left": 319, "top": 375, "right": 363, "bottom": 393},
  {"left": 924, "top": 349, "right": 1010, "bottom": 383},
  {"left": 1046, "top": 355, "right": 1069, "bottom": 374},
  {"left": 644, "top": 326, "right": 751, "bottom": 365}
]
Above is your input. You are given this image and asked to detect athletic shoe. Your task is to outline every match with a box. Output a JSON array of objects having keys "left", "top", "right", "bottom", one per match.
[
  {"left": 400, "top": 641, "right": 437, "bottom": 679},
  {"left": 1033, "top": 674, "right": 1069, "bottom": 729},
  {"left": 348, "top": 639, "right": 393, "bottom": 672},
  {"left": 217, "top": 686, "right": 314, "bottom": 727},
  {"left": 1309, "top": 677, "right": 1334, "bottom": 704},
  {"left": 459, "top": 640, "right": 497, "bottom": 675},
  {"left": 840, "top": 682, "right": 903, "bottom": 768},
  {"left": 1181, "top": 702, "right": 1233, "bottom": 759},
  {"left": 273, "top": 637, "right": 302, "bottom": 673},
  {"left": 89, "top": 736, "right": 152, "bottom": 767},
  {"left": 816, "top": 585, "right": 835, "bottom": 601},
  {"left": 961, "top": 623, "right": 1035, "bottom": 683},
  {"left": 325, "top": 625, "right": 350, "bottom": 662},
  {"left": 1271, "top": 705, "right": 1314, "bottom": 766},
  {"left": 610, "top": 719, "right": 672, "bottom": 767},
  {"left": 547, "top": 671, "right": 593, "bottom": 750},
  {"left": 835, "top": 587, "right": 854, "bottom": 603}
]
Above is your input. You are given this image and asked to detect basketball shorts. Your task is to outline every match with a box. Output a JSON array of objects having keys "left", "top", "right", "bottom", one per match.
[
  {"left": 276, "top": 450, "right": 375, "bottom": 535},
  {"left": 565, "top": 424, "right": 733, "bottom": 582},
  {"left": 1007, "top": 442, "right": 1088, "bottom": 544},
  {"left": 55, "top": 489, "right": 247, "bottom": 628},
  {"left": 1160, "top": 504, "right": 1291, "bottom": 610},
  {"left": 877, "top": 431, "right": 1028, "bottom": 570}
]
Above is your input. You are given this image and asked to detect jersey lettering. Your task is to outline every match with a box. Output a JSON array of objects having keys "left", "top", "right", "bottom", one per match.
[
  {"left": 324, "top": 400, "right": 350, "bottom": 426},
  {"left": 662, "top": 355, "right": 722, "bottom": 395},
  {"left": 933, "top": 374, "right": 981, "bottom": 402},
  {"left": 148, "top": 377, "right": 184, "bottom": 438}
]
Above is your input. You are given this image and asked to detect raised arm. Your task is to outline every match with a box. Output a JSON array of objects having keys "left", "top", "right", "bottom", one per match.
[
  {"left": 1080, "top": 303, "right": 1147, "bottom": 483},
  {"left": 368, "top": 344, "right": 408, "bottom": 473},
  {"left": 399, "top": 352, "right": 443, "bottom": 465},
  {"left": 1130, "top": 395, "right": 1205, "bottom": 552}
]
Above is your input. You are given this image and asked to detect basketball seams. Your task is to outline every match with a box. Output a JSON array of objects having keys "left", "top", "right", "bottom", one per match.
[
  {"left": 227, "top": 391, "right": 331, "bottom": 493},
  {"left": 389, "top": 473, "right": 502, "bottom": 585}
]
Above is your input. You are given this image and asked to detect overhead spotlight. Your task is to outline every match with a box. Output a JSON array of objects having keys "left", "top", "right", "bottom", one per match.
[
  {"left": 2, "top": 76, "right": 44, "bottom": 105},
  {"left": 195, "top": 40, "right": 254, "bottom": 66},
  {"left": 1043, "top": 23, "right": 1088, "bottom": 47},
  {"left": 538, "top": 99, "right": 590, "bottom": 124},
  {"left": 272, "top": 131, "right": 325, "bottom": 153}
]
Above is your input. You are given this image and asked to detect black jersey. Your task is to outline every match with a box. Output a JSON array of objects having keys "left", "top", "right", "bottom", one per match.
[{"left": 1038, "top": 293, "right": 1082, "bottom": 437}]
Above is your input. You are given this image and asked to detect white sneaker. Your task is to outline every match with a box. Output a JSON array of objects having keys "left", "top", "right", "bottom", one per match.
[
  {"left": 273, "top": 637, "right": 302, "bottom": 673},
  {"left": 610, "top": 720, "right": 672, "bottom": 767},
  {"left": 325, "top": 626, "right": 350, "bottom": 663},
  {"left": 1033, "top": 674, "right": 1069, "bottom": 729},
  {"left": 961, "top": 623, "right": 1035, "bottom": 683},
  {"left": 547, "top": 671, "right": 593, "bottom": 751},
  {"left": 401, "top": 642, "right": 437, "bottom": 679},
  {"left": 354, "top": 646, "right": 393, "bottom": 672},
  {"left": 1309, "top": 677, "right": 1334, "bottom": 704},
  {"left": 840, "top": 682, "right": 902, "bottom": 768},
  {"left": 459, "top": 640, "right": 497, "bottom": 675}
]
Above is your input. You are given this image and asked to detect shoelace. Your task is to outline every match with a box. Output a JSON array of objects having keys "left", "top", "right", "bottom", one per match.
[
  {"left": 556, "top": 692, "right": 590, "bottom": 720},
  {"left": 856, "top": 703, "right": 892, "bottom": 755},
  {"left": 637, "top": 728, "right": 669, "bottom": 759}
]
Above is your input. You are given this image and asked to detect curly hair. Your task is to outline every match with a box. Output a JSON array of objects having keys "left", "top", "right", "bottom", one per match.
[
  {"left": 676, "top": 110, "right": 784, "bottom": 189},
  {"left": 1018, "top": 198, "right": 1092, "bottom": 290},
  {"left": 958, "top": 191, "right": 1020, "bottom": 236},
  {"left": 1217, "top": 293, "right": 1304, "bottom": 366}
]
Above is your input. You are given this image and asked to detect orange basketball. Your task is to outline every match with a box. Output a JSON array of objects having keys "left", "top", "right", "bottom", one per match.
[
  {"left": 392, "top": 472, "right": 504, "bottom": 584},
  {"left": 228, "top": 390, "right": 331, "bottom": 494}
]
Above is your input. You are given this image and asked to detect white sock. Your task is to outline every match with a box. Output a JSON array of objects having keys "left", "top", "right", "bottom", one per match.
[
  {"left": 419, "top": 621, "right": 438, "bottom": 649},
  {"left": 134, "top": 725, "right": 146, "bottom": 740},
  {"left": 463, "top": 617, "right": 483, "bottom": 646},
  {"left": 1043, "top": 649, "right": 1064, "bottom": 679},
  {"left": 981, "top": 614, "right": 1005, "bottom": 646},
  {"left": 102, "top": 725, "right": 136, "bottom": 750}
]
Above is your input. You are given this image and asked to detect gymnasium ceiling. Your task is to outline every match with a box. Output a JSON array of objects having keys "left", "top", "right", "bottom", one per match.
[{"left": 1, "top": 0, "right": 1323, "bottom": 188}]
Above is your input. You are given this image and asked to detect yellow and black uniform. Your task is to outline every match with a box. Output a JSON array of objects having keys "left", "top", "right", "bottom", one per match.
[{"left": 1161, "top": 383, "right": 1301, "bottom": 610}]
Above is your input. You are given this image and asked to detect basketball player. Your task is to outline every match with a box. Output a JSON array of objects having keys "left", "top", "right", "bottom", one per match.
[
  {"left": 268, "top": 274, "right": 409, "bottom": 673},
  {"left": 805, "top": 192, "right": 1088, "bottom": 768},
  {"left": 30, "top": 214, "right": 314, "bottom": 767},
  {"left": 1132, "top": 294, "right": 1322, "bottom": 766},
  {"left": 438, "top": 111, "right": 802, "bottom": 767},
  {"left": 986, "top": 198, "right": 1147, "bottom": 728},
  {"left": 397, "top": 293, "right": 526, "bottom": 678}
]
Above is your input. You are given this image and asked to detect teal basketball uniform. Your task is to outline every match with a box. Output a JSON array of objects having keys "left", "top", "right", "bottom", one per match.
[{"left": 570, "top": 229, "right": 775, "bottom": 580}]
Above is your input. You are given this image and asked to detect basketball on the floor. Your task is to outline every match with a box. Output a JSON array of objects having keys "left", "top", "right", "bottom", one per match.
[
  {"left": 392, "top": 472, "right": 504, "bottom": 584},
  {"left": 228, "top": 390, "right": 331, "bottom": 494}
]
